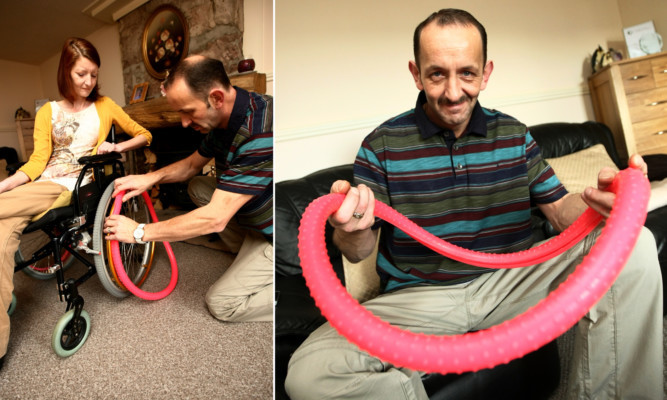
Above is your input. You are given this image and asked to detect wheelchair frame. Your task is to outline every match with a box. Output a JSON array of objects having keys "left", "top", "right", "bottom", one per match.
[{"left": 12, "top": 152, "right": 155, "bottom": 356}]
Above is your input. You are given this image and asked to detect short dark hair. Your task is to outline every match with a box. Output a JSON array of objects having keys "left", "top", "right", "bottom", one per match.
[
  {"left": 413, "top": 9, "right": 487, "bottom": 69},
  {"left": 57, "top": 37, "right": 102, "bottom": 103},
  {"left": 163, "top": 56, "right": 231, "bottom": 103}
]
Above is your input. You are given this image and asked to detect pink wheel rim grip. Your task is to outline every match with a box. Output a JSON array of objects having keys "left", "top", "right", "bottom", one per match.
[
  {"left": 110, "top": 191, "right": 178, "bottom": 300},
  {"left": 297, "top": 167, "right": 650, "bottom": 374}
]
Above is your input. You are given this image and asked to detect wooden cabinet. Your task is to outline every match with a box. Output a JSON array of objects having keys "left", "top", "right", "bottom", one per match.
[
  {"left": 15, "top": 118, "right": 35, "bottom": 162},
  {"left": 588, "top": 51, "right": 667, "bottom": 161}
]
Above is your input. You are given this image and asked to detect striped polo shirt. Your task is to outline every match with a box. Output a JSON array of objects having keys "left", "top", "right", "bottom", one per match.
[
  {"left": 354, "top": 91, "right": 567, "bottom": 292},
  {"left": 198, "top": 87, "right": 273, "bottom": 240}
]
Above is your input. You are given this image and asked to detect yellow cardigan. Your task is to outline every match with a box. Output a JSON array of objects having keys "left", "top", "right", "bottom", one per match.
[{"left": 19, "top": 96, "right": 152, "bottom": 181}]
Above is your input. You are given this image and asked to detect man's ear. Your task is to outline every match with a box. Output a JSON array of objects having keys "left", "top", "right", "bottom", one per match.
[
  {"left": 408, "top": 60, "right": 424, "bottom": 91},
  {"left": 480, "top": 60, "right": 494, "bottom": 91},
  {"left": 208, "top": 89, "right": 225, "bottom": 108}
]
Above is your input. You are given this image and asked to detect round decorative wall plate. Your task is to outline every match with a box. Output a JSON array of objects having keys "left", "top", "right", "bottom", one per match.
[
  {"left": 142, "top": 5, "right": 189, "bottom": 80},
  {"left": 639, "top": 32, "right": 663, "bottom": 55}
]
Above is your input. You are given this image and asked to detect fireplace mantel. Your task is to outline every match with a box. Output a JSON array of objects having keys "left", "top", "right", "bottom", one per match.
[{"left": 120, "top": 71, "right": 267, "bottom": 131}]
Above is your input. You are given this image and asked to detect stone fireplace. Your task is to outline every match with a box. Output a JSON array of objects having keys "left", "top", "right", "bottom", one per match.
[
  {"left": 114, "top": 0, "right": 266, "bottom": 209},
  {"left": 117, "top": 0, "right": 244, "bottom": 105}
]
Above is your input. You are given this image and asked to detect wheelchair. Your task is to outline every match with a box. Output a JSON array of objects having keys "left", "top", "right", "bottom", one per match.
[{"left": 10, "top": 149, "right": 156, "bottom": 357}]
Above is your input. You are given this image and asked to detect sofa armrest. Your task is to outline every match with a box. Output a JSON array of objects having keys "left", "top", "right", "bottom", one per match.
[
  {"left": 275, "top": 164, "right": 353, "bottom": 278},
  {"left": 275, "top": 165, "right": 355, "bottom": 400},
  {"left": 275, "top": 164, "right": 355, "bottom": 336}
]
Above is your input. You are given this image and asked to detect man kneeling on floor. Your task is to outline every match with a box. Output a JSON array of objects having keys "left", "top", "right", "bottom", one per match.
[{"left": 104, "top": 55, "right": 273, "bottom": 323}]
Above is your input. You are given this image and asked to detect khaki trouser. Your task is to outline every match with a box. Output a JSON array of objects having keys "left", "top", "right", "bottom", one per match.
[
  {"left": 0, "top": 181, "right": 68, "bottom": 357},
  {"left": 188, "top": 176, "right": 273, "bottom": 322},
  {"left": 205, "top": 230, "right": 273, "bottom": 322},
  {"left": 285, "top": 227, "right": 663, "bottom": 400}
]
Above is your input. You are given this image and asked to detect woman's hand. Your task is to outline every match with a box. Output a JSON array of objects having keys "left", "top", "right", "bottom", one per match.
[
  {"left": 0, "top": 171, "right": 29, "bottom": 195},
  {"left": 97, "top": 141, "right": 118, "bottom": 154}
]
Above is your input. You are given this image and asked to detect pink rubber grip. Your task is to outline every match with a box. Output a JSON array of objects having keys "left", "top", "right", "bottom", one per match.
[
  {"left": 110, "top": 190, "right": 178, "bottom": 301},
  {"left": 298, "top": 167, "right": 650, "bottom": 373}
]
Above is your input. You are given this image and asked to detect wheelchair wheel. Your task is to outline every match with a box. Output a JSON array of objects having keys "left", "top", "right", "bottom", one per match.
[
  {"left": 51, "top": 309, "right": 90, "bottom": 357},
  {"left": 16, "top": 230, "right": 75, "bottom": 280},
  {"left": 93, "top": 182, "right": 155, "bottom": 298}
]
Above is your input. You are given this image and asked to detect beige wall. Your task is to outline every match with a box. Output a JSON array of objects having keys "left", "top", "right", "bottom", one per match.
[
  {"left": 0, "top": 60, "right": 44, "bottom": 152},
  {"left": 616, "top": 0, "right": 667, "bottom": 40},
  {"left": 275, "top": 0, "right": 628, "bottom": 181},
  {"left": 244, "top": 0, "right": 274, "bottom": 95},
  {"left": 89, "top": 25, "right": 126, "bottom": 106}
]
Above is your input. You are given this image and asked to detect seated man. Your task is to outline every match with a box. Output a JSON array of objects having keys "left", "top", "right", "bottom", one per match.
[
  {"left": 105, "top": 55, "right": 273, "bottom": 323},
  {"left": 285, "top": 9, "right": 662, "bottom": 399}
]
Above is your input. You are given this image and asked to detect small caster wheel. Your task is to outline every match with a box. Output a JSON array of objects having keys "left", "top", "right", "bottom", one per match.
[
  {"left": 52, "top": 309, "right": 91, "bottom": 357},
  {"left": 7, "top": 293, "right": 16, "bottom": 316}
]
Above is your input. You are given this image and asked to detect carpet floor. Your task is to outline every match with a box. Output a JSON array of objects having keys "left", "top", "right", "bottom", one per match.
[{"left": 0, "top": 236, "right": 273, "bottom": 399}]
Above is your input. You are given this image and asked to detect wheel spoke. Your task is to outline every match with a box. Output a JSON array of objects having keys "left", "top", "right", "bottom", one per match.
[
  {"left": 61, "top": 317, "right": 86, "bottom": 350},
  {"left": 18, "top": 229, "right": 74, "bottom": 279}
]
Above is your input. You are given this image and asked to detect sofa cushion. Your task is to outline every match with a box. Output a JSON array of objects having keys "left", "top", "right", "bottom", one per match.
[
  {"left": 530, "top": 121, "right": 623, "bottom": 168},
  {"left": 546, "top": 144, "right": 619, "bottom": 194},
  {"left": 342, "top": 234, "right": 381, "bottom": 302}
]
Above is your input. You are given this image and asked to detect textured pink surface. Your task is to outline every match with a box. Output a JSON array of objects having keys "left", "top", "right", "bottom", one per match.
[
  {"left": 298, "top": 168, "right": 650, "bottom": 373},
  {"left": 110, "top": 190, "right": 178, "bottom": 300}
]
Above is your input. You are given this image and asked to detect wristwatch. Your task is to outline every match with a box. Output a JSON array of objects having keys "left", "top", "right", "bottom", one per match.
[{"left": 133, "top": 223, "right": 147, "bottom": 244}]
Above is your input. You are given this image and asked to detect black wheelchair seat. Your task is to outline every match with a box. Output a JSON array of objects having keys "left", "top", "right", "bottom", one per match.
[{"left": 23, "top": 207, "right": 75, "bottom": 235}]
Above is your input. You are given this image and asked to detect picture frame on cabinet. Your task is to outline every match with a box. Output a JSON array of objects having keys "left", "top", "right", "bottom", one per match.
[
  {"left": 130, "top": 82, "right": 149, "bottom": 104},
  {"left": 624, "top": 21, "right": 662, "bottom": 58}
]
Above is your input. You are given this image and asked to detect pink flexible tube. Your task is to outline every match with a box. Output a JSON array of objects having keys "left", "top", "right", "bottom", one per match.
[
  {"left": 110, "top": 190, "right": 178, "bottom": 300},
  {"left": 298, "top": 167, "right": 650, "bottom": 374}
]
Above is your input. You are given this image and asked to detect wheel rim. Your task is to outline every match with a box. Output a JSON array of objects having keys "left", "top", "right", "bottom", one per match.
[
  {"left": 93, "top": 182, "right": 155, "bottom": 297},
  {"left": 106, "top": 194, "right": 154, "bottom": 288},
  {"left": 52, "top": 309, "right": 91, "bottom": 357},
  {"left": 18, "top": 230, "right": 74, "bottom": 279},
  {"left": 61, "top": 315, "right": 86, "bottom": 350},
  {"left": 29, "top": 251, "right": 72, "bottom": 274}
]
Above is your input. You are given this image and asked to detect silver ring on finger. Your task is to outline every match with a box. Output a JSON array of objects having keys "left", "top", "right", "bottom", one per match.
[{"left": 352, "top": 212, "right": 364, "bottom": 219}]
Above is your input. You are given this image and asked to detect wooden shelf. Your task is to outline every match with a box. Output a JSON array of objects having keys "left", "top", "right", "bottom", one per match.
[{"left": 121, "top": 71, "right": 267, "bottom": 131}]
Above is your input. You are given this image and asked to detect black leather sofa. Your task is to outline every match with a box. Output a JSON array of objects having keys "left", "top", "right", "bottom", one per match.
[{"left": 275, "top": 121, "right": 667, "bottom": 399}]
